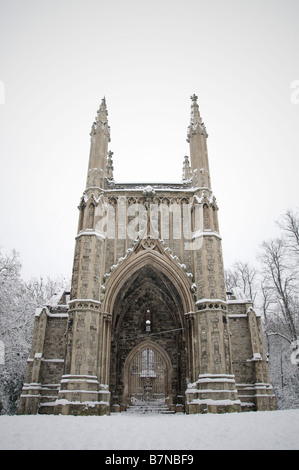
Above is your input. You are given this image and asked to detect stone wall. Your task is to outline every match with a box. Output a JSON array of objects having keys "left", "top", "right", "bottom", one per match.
[
  {"left": 18, "top": 305, "right": 68, "bottom": 415},
  {"left": 228, "top": 300, "right": 276, "bottom": 411}
]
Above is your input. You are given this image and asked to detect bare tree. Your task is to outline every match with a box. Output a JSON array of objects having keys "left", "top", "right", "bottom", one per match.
[
  {"left": 26, "top": 275, "right": 68, "bottom": 306},
  {"left": 257, "top": 275, "right": 276, "bottom": 352},
  {"left": 225, "top": 261, "right": 258, "bottom": 305},
  {"left": 277, "top": 209, "right": 299, "bottom": 255},
  {"left": 259, "top": 237, "right": 298, "bottom": 342},
  {"left": 225, "top": 267, "right": 239, "bottom": 292}
]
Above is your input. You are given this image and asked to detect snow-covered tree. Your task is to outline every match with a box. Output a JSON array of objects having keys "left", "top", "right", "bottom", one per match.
[
  {"left": 225, "top": 261, "right": 258, "bottom": 306},
  {"left": 0, "top": 248, "right": 33, "bottom": 413},
  {"left": 258, "top": 216, "right": 299, "bottom": 409},
  {"left": 259, "top": 237, "right": 298, "bottom": 342},
  {"left": 0, "top": 247, "right": 68, "bottom": 414}
]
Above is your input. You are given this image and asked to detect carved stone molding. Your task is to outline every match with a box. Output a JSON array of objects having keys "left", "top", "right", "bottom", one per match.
[
  {"left": 141, "top": 237, "right": 156, "bottom": 250},
  {"left": 68, "top": 299, "right": 101, "bottom": 312},
  {"left": 195, "top": 299, "right": 228, "bottom": 311}
]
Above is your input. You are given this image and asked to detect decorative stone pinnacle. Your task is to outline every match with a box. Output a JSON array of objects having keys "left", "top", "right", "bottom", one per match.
[
  {"left": 190, "top": 94, "right": 198, "bottom": 102},
  {"left": 106, "top": 150, "right": 114, "bottom": 180},
  {"left": 97, "top": 97, "right": 108, "bottom": 118},
  {"left": 143, "top": 185, "right": 156, "bottom": 198}
]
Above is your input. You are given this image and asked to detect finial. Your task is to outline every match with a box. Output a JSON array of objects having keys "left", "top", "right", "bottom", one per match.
[
  {"left": 106, "top": 150, "right": 114, "bottom": 180},
  {"left": 190, "top": 94, "right": 198, "bottom": 102},
  {"left": 96, "top": 96, "right": 106, "bottom": 112},
  {"left": 98, "top": 96, "right": 107, "bottom": 113},
  {"left": 182, "top": 154, "right": 192, "bottom": 181}
]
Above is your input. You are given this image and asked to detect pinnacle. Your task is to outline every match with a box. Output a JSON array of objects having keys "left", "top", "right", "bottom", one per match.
[
  {"left": 97, "top": 96, "right": 108, "bottom": 120},
  {"left": 190, "top": 93, "right": 201, "bottom": 125},
  {"left": 100, "top": 96, "right": 107, "bottom": 109},
  {"left": 89, "top": 96, "right": 111, "bottom": 144}
]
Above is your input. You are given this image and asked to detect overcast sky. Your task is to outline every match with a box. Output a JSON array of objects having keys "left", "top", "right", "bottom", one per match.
[{"left": 0, "top": 0, "right": 298, "bottom": 281}]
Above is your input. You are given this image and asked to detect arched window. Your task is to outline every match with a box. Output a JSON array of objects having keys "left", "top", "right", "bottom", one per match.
[
  {"left": 78, "top": 204, "right": 85, "bottom": 232},
  {"left": 212, "top": 206, "right": 219, "bottom": 232},
  {"left": 88, "top": 203, "right": 95, "bottom": 229},
  {"left": 142, "top": 349, "right": 155, "bottom": 373},
  {"left": 203, "top": 203, "right": 210, "bottom": 230}
]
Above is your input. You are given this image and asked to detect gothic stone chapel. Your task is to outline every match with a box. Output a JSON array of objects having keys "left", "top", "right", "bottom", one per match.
[{"left": 19, "top": 95, "right": 276, "bottom": 416}]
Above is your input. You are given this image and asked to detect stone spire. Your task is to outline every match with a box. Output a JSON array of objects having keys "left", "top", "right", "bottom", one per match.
[
  {"left": 189, "top": 94, "right": 202, "bottom": 128},
  {"left": 187, "top": 94, "right": 211, "bottom": 188},
  {"left": 86, "top": 97, "right": 111, "bottom": 188},
  {"left": 182, "top": 155, "right": 192, "bottom": 181}
]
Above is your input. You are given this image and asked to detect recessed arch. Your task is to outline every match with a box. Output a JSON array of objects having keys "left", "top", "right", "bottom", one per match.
[
  {"left": 112, "top": 272, "right": 183, "bottom": 333},
  {"left": 123, "top": 340, "right": 173, "bottom": 406},
  {"left": 102, "top": 248, "right": 194, "bottom": 315}
]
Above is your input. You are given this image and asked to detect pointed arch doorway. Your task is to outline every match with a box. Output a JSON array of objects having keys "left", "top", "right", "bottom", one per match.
[
  {"left": 124, "top": 340, "right": 172, "bottom": 406},
  {"left": 104, "top": 248, "right": 194, "bottom": 412}
]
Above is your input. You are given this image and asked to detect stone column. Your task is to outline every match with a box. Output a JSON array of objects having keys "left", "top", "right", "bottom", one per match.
[
  {"left": 55, "top": 300, "right": 111, "bottom": 416},
  {"left": 247, "top": 309, "right": 276, "bottom": 411},
  {"left": 18, "top": 308, "right": 48, "bottom": 414},
  {"left": 185, "top": 300, "right": 241, "bottom": 414}
]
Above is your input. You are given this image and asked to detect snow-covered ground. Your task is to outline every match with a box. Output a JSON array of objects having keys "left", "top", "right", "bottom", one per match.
[{"left": 0, "top": 409, "right": 298, "bottom": 450}]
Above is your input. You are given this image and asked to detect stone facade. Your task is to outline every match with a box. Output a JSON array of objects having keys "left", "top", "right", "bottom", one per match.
[{"left": 19, "top": 95, "right": 276, "bottom": 415}]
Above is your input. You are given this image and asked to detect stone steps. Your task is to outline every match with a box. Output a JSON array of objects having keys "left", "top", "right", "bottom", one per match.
[{"left": 126, "top": 402, "right": 175, "bottom": 414}]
